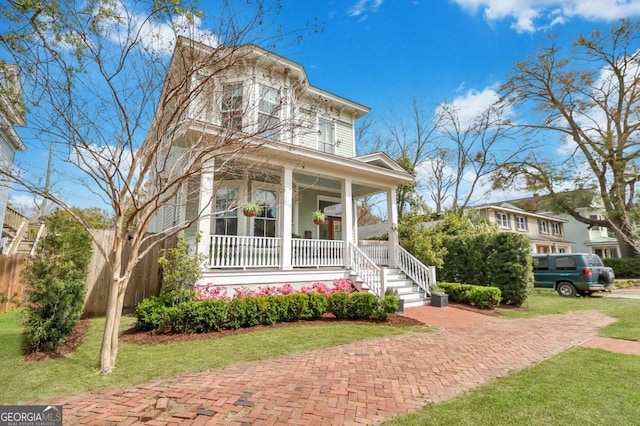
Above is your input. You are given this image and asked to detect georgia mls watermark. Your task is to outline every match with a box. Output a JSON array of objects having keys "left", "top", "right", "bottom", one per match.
[{"left": 0, "top": 406, "right": 62, "bottom": 426}]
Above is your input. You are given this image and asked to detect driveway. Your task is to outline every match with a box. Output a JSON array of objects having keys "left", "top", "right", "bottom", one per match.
[
  {"left": 607, "top": 286, "right": 640, "bottom": 299},
  {"left": 45, "top": 307, "right": 613, "bottom": 425}
]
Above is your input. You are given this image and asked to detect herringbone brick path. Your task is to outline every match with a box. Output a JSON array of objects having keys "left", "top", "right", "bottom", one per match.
[{"left": 45, "top": 307, "right": 613, "bottom": 425}]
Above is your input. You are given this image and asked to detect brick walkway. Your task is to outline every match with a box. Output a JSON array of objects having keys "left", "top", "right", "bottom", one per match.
[{"left": 46, "top": 306, "right": 615, "bottom": 425}]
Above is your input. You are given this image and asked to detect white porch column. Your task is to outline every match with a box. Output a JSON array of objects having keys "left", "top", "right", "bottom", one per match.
[
  {"left": 342, "top": 179, "right": 354, "bottom": 268},
  {"left": 280, "top": 166, "right": 293, "bottom": 270},
  {"left": 387, "top": 187, "right": 398, "bottom": 267},
  {"left": 197, "top": 161, "right": 215, "bottom": 259}
]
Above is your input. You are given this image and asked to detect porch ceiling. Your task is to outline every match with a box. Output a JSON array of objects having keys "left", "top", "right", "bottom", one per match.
[{"left": 292, "top": 173, "right": 383, "bottom": 198}]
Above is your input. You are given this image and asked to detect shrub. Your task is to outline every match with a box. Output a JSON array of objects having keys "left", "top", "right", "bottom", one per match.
[
  {"left": 438, "top": 282, "right": 502, "bottom": 309},
  {"left": 327, "top": 292, "right": 350, "bottom": 319},
  {"left": 439, "top": 232, "right": 532, "bottom": 306},
  {"left": 280, "top": 293, "right": 309, "bottom": 322},
  {"left": 348, "top": 292, "right": 377, "bottom": 319},
  {"left": 306, "top": 292, "right": 328, "bottom": 319},
  {"left": 22, "top": 211, "right": 92, "bottom": 352},
  {"left": 372, "top": 295, "right": 398, "bottom": 321},
  {"left": 135, "top": 296, "right": 167, "bottom": 331},
  {"left": 603, "top": 257, "right": 640, "bottom": 279},
  {"left": 159, "top": 235, "right": 204, "bottom": 291}
]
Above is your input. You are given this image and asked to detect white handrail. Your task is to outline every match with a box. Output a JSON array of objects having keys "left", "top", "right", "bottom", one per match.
[
  {"left": 349, "top": 242, "right": 384, "bottom": 298},
  {"left": 395, "top": 244, "right": 435, "bottom": 296}
]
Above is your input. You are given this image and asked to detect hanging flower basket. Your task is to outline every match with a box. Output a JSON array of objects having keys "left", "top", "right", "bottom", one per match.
[
  {"left": 312, "top": 210, "right": 326, "bottom": 225},
  {"left": 241, "top": 202, "right": 262, "bottom": 217}
]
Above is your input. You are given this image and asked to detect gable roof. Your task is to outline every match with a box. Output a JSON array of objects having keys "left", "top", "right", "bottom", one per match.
[
  {"left": 354, "top": 152, "right": 408, "bottom": 173},
  {"left": 475, "top": 202, "right": 568, "bottom": 223}
]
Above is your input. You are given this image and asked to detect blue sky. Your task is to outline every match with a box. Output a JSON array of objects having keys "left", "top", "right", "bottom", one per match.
[
  {"left": 263, "top": 0, "right": 638, "bottom": 124},
  {"left": 8, "top": 0, "right": 640, "bottom": 212}
]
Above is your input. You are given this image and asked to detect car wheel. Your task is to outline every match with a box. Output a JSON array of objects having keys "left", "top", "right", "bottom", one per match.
[{"left": 557, "top": 282, "right": 577, "bottom": 297}]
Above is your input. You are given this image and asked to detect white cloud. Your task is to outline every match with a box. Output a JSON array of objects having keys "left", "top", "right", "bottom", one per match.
[
  {"left": 437, "top": 85, "right": 504, "bottom": 129},
  {"left": 98, "top": 0, "right": 218, "bottom": 54},
  {"left": 348, "top": 0, "right": 384, "bottom": 17},
  {"left": 451, "top": 0, "right": 640, "bottom": 33}
]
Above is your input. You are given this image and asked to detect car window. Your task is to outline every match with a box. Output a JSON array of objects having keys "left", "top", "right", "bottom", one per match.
[
  {"left": 533, "top": 257, "right": 549, "bottom": 270},
  {"left": 555, "top": 256, "right": 576, "bottom": 270},
  {"left": 585, "top": 255, "right": 603, "bottom": 267}
]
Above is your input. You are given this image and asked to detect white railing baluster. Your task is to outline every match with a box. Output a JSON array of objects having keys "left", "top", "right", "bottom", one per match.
[
  {"left": 349, "top": 242, "right": 384, "bottom": 298},
  {"left": 291, "top": 239, "right": 344, "bottom": 268},
  {"left": 358, "top": 242, "right": 389, "bottom": 266},
  {"left": 395, "top": 244, "right": 435, "bottom": 296},
  {"left": 209, "top": 235, "right": 282, "bottom": 269}
]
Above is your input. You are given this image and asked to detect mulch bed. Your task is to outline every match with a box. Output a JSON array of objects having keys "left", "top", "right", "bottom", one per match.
[
  {"left": 23, "top": 302, "right": 519, "bottom": 359},
  {"left": 120, "top": 313, "right": 425, "bottom": 345},
  {"left": 23, "top": 319, "right": 91, "bottom": 362}
]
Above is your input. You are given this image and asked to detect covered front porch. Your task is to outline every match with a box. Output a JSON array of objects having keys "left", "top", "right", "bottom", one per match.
[{"left": 189, "top": 145, "right": 434, "bottom": 297}]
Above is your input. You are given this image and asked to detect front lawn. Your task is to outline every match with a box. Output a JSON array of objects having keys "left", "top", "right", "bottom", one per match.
[
  {"left": 499, "top": 289, "right": 640, "bottom": 340},
  {"left": 384, "top": 348, "right": 640, "bottom": 425},
  {"left": 384, "top": 289, "right": 640, "bottom": 425},
  {"left": 0, "top": 311, "right": 427, "bottom": 404}
]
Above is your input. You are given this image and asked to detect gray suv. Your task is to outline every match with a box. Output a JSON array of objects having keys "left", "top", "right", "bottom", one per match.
[{"left": 532, "top": 253, "right": 615, "bottom": 297}]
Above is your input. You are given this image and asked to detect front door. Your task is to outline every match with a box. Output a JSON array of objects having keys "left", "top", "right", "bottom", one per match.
[{"left": 319, "top": 216, "right": 342, "bottom": 240}]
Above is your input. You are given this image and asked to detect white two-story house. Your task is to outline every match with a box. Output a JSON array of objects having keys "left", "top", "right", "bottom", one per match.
[
  {"left": 0, "top": 64, "right": 26, "bottom": 253},
  {"left": 149, "top": 38, "right": 434, "bottom": 298}
]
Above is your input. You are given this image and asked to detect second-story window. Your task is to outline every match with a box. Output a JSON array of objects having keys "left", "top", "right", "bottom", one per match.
[
  {"left": 258, "top": 84, "right": 280, "bottom": 140},
  {"left": 318, "top": 118, "right": 335, "bottom": 154},
  {"left": 515, "top": 216, "right": 528, "bottom": 231},
  {"left": 538, "top": 220, "right": 549, "bottom": 234},
  {"left": 551, "top": 222, "right": 562, "bottom": 235},
  {"left": 221, "top": 83, "right": 243, "bottom": 131},
  {"left": 496, "top": 212, "right": 510, "bottom": 228}
]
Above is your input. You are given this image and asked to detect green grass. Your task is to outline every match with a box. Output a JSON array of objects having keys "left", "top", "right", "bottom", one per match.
[
  {"left": 384, "top": 348, "right": 640, "bottom": 425},
  {"left": 0, "top": 311, "right": 428, "bottom": 404},
  {"left": 384, "top": 289, "right": 640, "bottom": 425},
  {"left": 499, "top": 289, "right": 640, "bottom": 340}
]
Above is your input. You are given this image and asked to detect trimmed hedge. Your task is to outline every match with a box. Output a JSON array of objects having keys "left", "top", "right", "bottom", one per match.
[
  {"left": 437, "top": 282, "right": 502, "bottom": 310},
  {"left": 603, "top": 258, "right": 640, "bottom": 279},
  {"left": 439, "top": 232, "right": 532, "bottom": 306},
  {"left": 135, "top": 291, "right": 398, "bottom": 333}
]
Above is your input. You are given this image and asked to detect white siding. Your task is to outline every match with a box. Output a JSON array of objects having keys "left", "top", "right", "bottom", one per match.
[
  {"left": 336, "top": 120, "right": 353, "bottom": 158},
  {"left": 297, "top": 108, "right": 316, "bottom": 149}
]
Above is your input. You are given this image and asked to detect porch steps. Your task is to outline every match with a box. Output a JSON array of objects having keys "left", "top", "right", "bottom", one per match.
[
  {"left": 353, "top": 268, "right": 429, "bottom": 308},
  {"left": 385, "top": 268, "right": 429, "bottom": 308}
]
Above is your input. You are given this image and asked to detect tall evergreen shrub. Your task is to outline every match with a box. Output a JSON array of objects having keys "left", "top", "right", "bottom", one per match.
[{"left": 22, "top": 211, "right": 93, "bottom": 352}]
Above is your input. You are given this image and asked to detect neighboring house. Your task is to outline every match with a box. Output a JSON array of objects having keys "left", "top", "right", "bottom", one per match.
[
  {"left": 149, "top": 38, "right": 434, "bottom": 300},
  {"left": 507, "top": 191, "right": 620, "bottom": 258},
  {"left": 475, "top": 203, "right": 572, "bottom": 253},
  {"left": 0, "top": 64, "right": 26, "bottom": 254}
]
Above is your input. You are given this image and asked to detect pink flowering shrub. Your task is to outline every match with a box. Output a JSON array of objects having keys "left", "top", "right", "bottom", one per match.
[
  {"left": 196, "top": 279, "right": 355, "bottom": 300},
  {"left": 194, "top": 283, "right": 229, "bottom": 300}
]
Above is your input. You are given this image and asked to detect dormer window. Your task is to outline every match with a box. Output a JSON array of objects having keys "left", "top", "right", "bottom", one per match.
[
  {"left": 221, "top": 83, "right": 243, "bottom": 131},
  {"left": 258, "top": 84, "right": 280, "bottom": 140},
  {"left": 318, "top": 118, "right": 335, "bottom": 154}
]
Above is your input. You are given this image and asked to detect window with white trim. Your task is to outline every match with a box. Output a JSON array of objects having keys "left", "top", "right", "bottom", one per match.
[
  {"left": 551, "top": 222, "right": 562, "bottom": 235},
  {"left": 538, "top": 220, "right": 549, "bottom": 234},
  {"left": 253, "top": 188, "right": 278, "bottom": 237},
  {"left": 515, "top": 216, "right": 528, "bottom": 231},
  {"left": 213, "top": 186, "right": 239, "bottom": 236},
  {"left": 495, "top": 212, "right": 510, "bottom": 228},
  {"left": 318, "top": 118, "right": 335, "bottom": 154},
  {"left": 221, "top": 83, "right": 243, "bottom": 131},
  {"left": 258, "top": 84, "right": 280, "bottom": 140}
]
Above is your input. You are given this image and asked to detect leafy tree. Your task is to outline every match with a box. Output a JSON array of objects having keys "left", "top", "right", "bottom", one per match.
[
  {"left": 0, "top": 0, "right": 298, "bottom": 373},
  {"left": 22, "top": 210, "right": 92, "bottom": 352},
  {"left": 498, "top": 19, "right": 640, "bottom": 257}
]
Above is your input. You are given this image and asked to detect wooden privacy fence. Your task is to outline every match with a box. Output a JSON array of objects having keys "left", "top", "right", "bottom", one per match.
[
  {"left": 0, "top": 231, "right": 176, "bottom": 316},
  {"left": 0, "top": 254, "right": 27, "bottom": 312}
]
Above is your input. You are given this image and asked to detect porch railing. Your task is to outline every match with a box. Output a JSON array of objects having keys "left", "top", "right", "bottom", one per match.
[
  {"left": 349, "top": 242, "right": 384, "bottom": 298},
  {"left": 396, "top": 244, "right": 435, "bottom": 296},
  {"left": 210, "top": 235, "right": 281, "bottom": 269},
  {"left": 292, "top": 239, "right": 344, "bottom": 268},
  {"left": 358, "top": 242, "right": 389, "bottom": 266}
]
